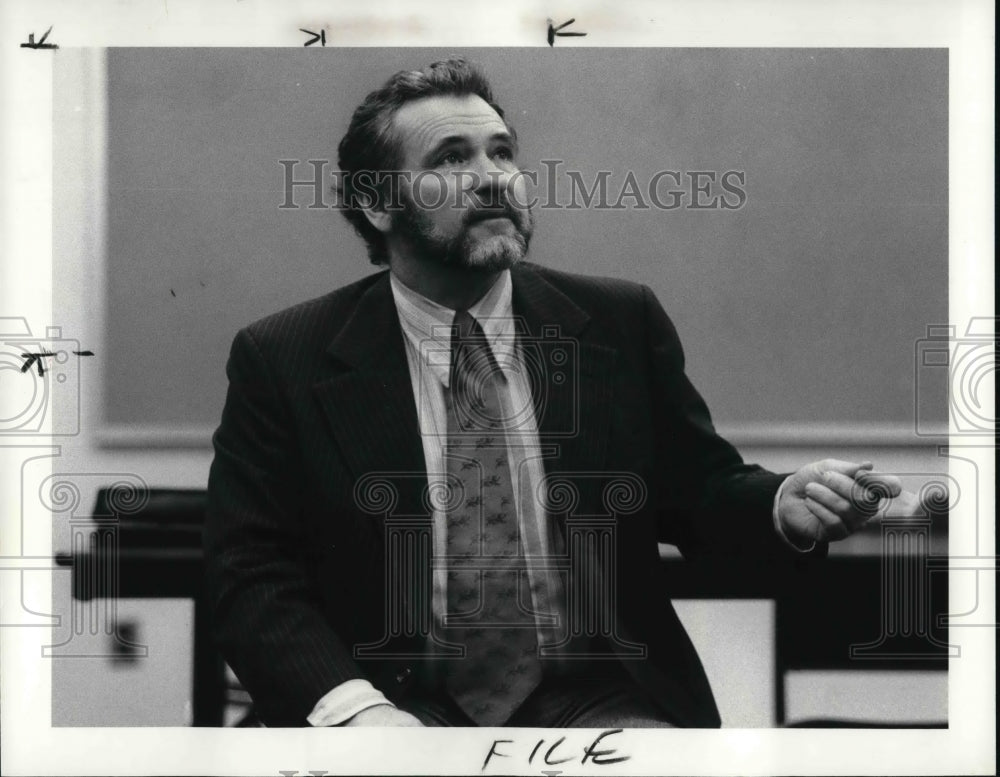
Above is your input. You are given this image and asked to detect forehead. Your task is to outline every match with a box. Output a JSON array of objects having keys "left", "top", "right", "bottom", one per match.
[{"left": 391, "top": 94, "right": 508, "bottom": 162}]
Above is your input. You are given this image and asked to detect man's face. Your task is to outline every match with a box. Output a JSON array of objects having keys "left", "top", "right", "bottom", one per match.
[{"left": 387, "top": 94, "right": 534, "bottom": 271}]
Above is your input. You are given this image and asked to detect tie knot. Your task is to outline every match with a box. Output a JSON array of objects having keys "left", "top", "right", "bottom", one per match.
[
  {"left": 450, "top": 310, "right": 493, "bottom": 376},
  {"left": 450, "top": 310, "right": 504, "bottom": 426},
  {"left": 453, "top": 309, "right": 483, "bottom": 343}
]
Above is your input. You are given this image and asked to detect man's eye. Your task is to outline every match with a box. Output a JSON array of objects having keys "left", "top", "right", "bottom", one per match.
[
  {"left": 494, "top": 147, "right": 514, "bottom": 161},
  {"left": 440, "top": 152, "right": 464, "bottom": 165}
]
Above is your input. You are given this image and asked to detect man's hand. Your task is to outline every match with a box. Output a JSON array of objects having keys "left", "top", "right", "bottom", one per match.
[
  {"left": 342, "top": 704, "right": 425, "bottom": 726},
  {"left": 778, "top": 459, "right": 904, "bottom": 546}
]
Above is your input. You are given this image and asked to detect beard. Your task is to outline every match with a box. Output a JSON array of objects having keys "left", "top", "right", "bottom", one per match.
[{"left": 390, "top": 190, "right": 534, "bottom": 272}]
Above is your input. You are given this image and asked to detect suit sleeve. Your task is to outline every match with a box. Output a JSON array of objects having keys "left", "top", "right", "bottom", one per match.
[
  {"left": 640, "top": 284, "right": 826, "bottom": 560},
  {"left": 204, "top": 327, "right": 366, "bottom": 726}
]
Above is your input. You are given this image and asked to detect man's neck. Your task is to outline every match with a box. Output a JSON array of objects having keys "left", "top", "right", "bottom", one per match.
[{"left": 388, "top": 256, "right": 505, "bottom": 311}]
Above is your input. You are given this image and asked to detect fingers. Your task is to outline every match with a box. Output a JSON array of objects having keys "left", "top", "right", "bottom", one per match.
[
  {"left": 804, "top": 482, "right": 871, "bottom": 534},
  {"left": 803, "top": 495, "right": 850, "bottom": 541},
  {"left": 815, "top": 461, "right": 903, "bottom": 510},
  {"left": 816, "top": 471, "right": 885, "bottom": 515},
  {"left": 805, "top": 481, "right": 851, "bottom": 514},
  {"left": 793, "top": 459, "right": 918, "bottom": 542},
  {"left": 856, "top": 471, "right": 903, "bottom": 499},
  {"left": 882, "top": 489, "right": 922, "bottom": 518}
]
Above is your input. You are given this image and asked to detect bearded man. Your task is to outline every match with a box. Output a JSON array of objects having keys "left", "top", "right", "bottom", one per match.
[{"left": 204, "top": 57, "right": 909, "bottom": 728}]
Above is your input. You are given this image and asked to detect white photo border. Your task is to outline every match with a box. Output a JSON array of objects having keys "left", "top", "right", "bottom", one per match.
[{"left": 0, "top": 0, "right": 993, "bottom": 775}]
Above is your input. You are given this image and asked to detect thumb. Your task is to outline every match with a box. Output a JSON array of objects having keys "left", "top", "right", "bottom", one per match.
[{"left": 856, "top": 471, "right": 903, "bottom": 499}]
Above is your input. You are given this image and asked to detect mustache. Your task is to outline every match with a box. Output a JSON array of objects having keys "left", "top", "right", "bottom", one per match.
[{"left": 464, "top": 196, "right": 527, "bottom": 227}]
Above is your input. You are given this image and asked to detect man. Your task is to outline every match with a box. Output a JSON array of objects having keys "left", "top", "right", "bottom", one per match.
[{"left": 204, "top": 57, "right": 912, "bottom": 728}]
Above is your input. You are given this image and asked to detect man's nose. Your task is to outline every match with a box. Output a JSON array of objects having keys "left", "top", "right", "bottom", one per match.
[
  {"left": 463, "top": 151, "right": 508, "bottom": 186},
  {"left": 465, "top": 151, "right": 510, "bottom": 204}
]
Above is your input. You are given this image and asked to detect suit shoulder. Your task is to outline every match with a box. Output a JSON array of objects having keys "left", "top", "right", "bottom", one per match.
[
  {"left": 518, "top": 263, "right": 649, "bottom": 309},
  {"left": 240, "top": 271, "right": 386, "bottom": 347}
]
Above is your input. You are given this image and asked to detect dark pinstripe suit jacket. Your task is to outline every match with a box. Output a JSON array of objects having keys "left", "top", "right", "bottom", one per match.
[{"left": 204, "top": 262, "right": 811, "bottom": 727}]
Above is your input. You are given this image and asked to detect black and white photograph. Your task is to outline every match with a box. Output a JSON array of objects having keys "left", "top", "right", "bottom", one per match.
[{"left": 0, "top": 2, "right": 994, "bottom": 776}]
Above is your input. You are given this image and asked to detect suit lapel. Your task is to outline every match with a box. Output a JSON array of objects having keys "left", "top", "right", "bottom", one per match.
[
  {"left": 510, "top": 265, "right": 617, "bottom": 494},
  {"left": 312, "top": 272, "right": 428, "bottom": 532},
  {"left": 312, "top": 265, "right": 618, "bottom": 533}
]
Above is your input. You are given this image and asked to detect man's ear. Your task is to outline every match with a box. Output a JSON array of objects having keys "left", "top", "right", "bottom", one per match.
[{"left": 359, "top": 200, "right": 392, "bottom": 234}]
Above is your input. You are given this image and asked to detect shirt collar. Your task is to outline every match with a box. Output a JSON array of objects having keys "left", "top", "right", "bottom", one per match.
[{"left": 389, "top": 270, "right": 515, "bottom": 388}]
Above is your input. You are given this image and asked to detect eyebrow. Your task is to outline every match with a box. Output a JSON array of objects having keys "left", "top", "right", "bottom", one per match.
[{"left": 421, "top": 131, "right": 519, "bottom": 165}]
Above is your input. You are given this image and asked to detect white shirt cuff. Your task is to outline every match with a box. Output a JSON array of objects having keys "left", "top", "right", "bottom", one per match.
[
  {"left": 306, "top": 679, "right": 396, "bottom": 727},
  {"left": 772, "top": 476, "right": 816, "bottom": 553}
]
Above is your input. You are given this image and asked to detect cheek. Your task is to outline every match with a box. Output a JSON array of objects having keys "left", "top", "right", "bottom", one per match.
[
  {"left": 411, "top": 173, "right": 454, "bottom": 211},
  {"left": 509, "top": 175, "right": 529, "bottom": 208}
]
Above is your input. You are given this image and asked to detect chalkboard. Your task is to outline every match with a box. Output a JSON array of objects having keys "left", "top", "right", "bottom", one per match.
[{"left": 101, "top": 48, "right": 947, "bottom": 438}]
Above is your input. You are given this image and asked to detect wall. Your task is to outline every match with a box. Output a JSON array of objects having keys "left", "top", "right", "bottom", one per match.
[{"left": 98, "top": 47, "right": 947, "bottom": 442}]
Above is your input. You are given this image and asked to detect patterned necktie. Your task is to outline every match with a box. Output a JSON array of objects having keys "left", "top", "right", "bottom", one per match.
[{"left": 442, "top": 309, "right": 542, "bottom": 726}]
